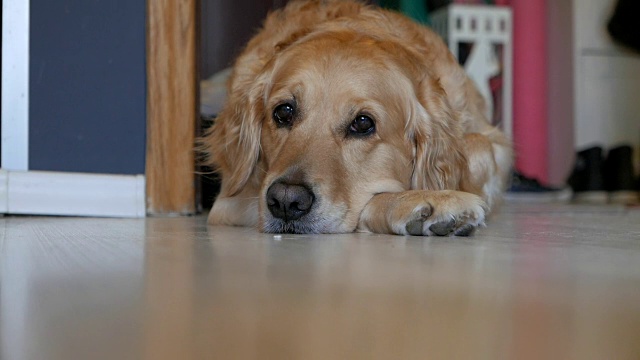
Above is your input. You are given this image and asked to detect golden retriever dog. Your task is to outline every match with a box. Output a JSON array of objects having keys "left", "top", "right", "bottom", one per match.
[{"left": 202, "top": 0, "right": 512, "bottom": 236}]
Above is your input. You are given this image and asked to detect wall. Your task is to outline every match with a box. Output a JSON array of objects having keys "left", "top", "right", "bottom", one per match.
[
  {"left": 29, "top": 0, "right": 147, "bottom": 175},
  {"left": 547, "top": 0, "right": 575, "bottom": 185},
  {"left": 200, "top": 0, "right": 288, "bottom": 79},
  {"left": 573, "top": 0, "right": 640, "bottom": 163}
]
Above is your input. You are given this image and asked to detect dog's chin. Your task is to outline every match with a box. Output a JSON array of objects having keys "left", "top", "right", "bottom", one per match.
[{"left": 262, "top": 214, "right": 353, "bottom": 234}]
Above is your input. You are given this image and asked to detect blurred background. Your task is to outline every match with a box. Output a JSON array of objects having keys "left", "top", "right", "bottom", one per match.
[{"left": 200, "top": 0, "right": 640, "bottom": 208}]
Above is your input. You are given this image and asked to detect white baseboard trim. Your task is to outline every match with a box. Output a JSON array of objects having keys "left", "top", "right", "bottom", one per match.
[
  {"left": 0, "top": 170, "right": 146, "bottom": 218},
  {"left": 0, "top": 170, "right": 8, "bottom": 213}
]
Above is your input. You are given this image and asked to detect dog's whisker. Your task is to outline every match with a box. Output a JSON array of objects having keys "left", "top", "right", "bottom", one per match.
[{"left": 236, "top": 196, "right": 260, "bottom": 200}]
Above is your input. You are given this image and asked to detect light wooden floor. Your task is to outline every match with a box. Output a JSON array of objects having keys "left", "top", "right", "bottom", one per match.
[{"left": 1, "top": 204, "right": 639, "bottom": 360}]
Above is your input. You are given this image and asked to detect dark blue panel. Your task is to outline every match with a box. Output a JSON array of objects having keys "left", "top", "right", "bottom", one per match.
[{"left": 29, "top": 0, "right": 146, "bottom": 175}]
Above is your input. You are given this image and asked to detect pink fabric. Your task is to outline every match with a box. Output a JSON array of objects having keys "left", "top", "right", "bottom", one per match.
[
  {"left": 512, "top": 0, "right": 548, "bottom": 181},
  {"left": 452, "top": 0, "right": 511, "bottom": 4}
]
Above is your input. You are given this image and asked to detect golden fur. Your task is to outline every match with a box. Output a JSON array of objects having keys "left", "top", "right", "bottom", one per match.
[{"left": 202, "top": 0, "right": 512, "bottom": 235}]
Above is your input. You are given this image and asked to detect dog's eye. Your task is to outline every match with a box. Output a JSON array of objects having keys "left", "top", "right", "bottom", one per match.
[
  {"left": 273, "top": 103, "right": 295, "bottom": 127},
  {"left": 349, "top": 115, "right": 375, "bottom": 136}
]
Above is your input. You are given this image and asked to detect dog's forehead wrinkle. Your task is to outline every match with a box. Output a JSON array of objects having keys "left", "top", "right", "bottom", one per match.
[
  {"left": 279, "top": 42, "right": 407, "bottom": 85},
  {"left": 269, "top": 60, "right": 416, "bottom": 131}
]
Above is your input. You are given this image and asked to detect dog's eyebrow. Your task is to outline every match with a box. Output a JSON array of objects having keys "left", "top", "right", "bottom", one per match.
[
  {"left": 268, "top": 92, "right": 297, "bottom": 108},
  {"left": 347, "top": 105, "right": 359, "bottom": 119},
  {"left": 347, "top": 102, "right": 379, "bottom": 120},
  {"left": 269, "top": 82, "right": 302, "bottom": 103}
]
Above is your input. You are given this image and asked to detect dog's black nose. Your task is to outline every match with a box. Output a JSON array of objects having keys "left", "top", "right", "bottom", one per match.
[{"left": 266, "top": 182, "right": 314, "bottom": 221}]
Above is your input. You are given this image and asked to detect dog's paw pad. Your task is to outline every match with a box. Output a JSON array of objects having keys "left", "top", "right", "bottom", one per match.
[
  {"left": 405, "top": 205, "right": 433, "bottom": 236},
  {"left": 405, "top": 219, "right": 424, "bottom": 236},
  {"left": 389, "top": 191, "right": 485, "bottom": 237},
  {"left": 429, "top": 219, "right": 456, "bottom": 236}
]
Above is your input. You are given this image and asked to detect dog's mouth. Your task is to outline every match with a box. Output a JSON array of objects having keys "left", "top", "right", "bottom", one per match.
[
  {"left": 262, "top": 215, "right": 352, "bottom": 234},
  {"left": 261, "top": 174, "right": 353, "bottom": 233},
  {"left": 262, "top": 218, "right": 322, "bottom": 234},
  {"left": 262, "top": 196, "right": 351, "bottom": 234},
  {"left": 262, "top": 200, "right": 355, "bottom": 233}
]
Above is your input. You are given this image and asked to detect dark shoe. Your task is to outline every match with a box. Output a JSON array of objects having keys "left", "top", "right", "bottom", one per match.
[
  {"left": 567, "top": 146, "right": 608, "bottom": 203},
  {"left": 603, "top": 145, "right": 638, "bottom": 205},
  {"left": 505, "top": 170, "right": 572, "bottom": 203},
  {"left": 608, "top": 0, "right": 640, "bottom": 53}
]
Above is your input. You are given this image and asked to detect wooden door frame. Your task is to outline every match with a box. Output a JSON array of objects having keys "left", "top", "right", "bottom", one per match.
[{"left": 146, "top": 0, "right": 199, "bottom": 215}]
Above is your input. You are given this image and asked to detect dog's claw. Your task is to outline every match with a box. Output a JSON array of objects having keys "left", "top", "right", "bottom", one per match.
[
  {"left": 418, "top": 205, "right": 433, "bottom": 219},
  {"left": 429, "top": 219, "right": 456, "bottom": 236},
  {"left": 453, "top": 223, "right": 476, "bottom": 237}
]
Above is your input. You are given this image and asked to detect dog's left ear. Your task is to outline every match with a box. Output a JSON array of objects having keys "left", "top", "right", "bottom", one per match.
[{"left": 410, "top": 77, "right": 467, "bottom": 191}]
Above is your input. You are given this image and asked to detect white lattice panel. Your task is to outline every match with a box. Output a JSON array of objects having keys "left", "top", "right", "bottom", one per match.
[{"left": 432, "top": 5, "right": 513, "bottom": 138}]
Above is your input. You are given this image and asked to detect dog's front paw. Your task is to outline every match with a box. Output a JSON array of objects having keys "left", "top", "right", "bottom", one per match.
[{"left": 388, "top": 190, "right": 487, "bottom": 237}]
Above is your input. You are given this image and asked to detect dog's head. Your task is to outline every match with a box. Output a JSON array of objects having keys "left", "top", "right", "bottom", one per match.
[{"left": 207, "top": 29, "right": 466, "bottom": 233}]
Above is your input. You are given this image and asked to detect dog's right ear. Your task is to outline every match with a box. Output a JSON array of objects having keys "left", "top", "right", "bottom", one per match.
[{"left": 200, "top": 74, "right": 266, "bottom": 197}]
